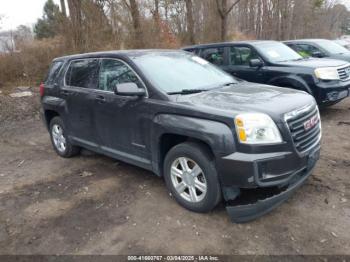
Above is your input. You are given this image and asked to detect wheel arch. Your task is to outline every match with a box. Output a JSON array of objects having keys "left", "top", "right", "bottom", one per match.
[
  {"left": 151, "top": 114, "right": 235, "bottom": 176},
  {"left": 268, "top": 75, "right": 312, "bottom": 94},
  {"left": 44, "top": 109, "right": 60, "bottom": 129}
]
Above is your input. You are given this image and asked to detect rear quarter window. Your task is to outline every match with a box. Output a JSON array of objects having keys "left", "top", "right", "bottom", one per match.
[{"left": 45, "top": 61, "right": 63, "bottom": 85}]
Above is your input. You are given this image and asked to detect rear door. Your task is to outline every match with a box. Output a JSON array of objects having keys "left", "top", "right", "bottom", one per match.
[{"left": 62, "top": 58, "right": 99, "bottom": 147}]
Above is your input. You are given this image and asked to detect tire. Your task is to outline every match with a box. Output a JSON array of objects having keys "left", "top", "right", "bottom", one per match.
[
  {"left": 49, "top": 116, "right": 80, "bottom": 158},
  {"left": 163, "top": 142, "right": 221, "bottom": 213}
]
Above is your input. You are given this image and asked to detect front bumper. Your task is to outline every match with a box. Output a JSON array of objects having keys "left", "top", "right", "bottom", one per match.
[
  {"left": 226, "top": 165, "right": 314, "bottom": 223},
  {"left": 217, "top": 145, "right": 320, "bottom": 188},
  {"left": 217, "top": 145, "right": 320, "bottom": 223},
  {"left": 315, "top": 81, "right": 350, "bottom": 105}
]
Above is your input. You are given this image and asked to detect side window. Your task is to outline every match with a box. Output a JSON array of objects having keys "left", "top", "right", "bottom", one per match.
[
  {"left": 45, "top": 61, "right": 63, "bottom": 85},
  {"left": 201, "top": 47, "right": 225, "bottom": 66},
  {"left": 285, "top": 43, "right": 296, "bottom": 51},
  {"left": 296, "top": 44, "right": 321, "bottom": 57},
  {"left": 65, "top": 59, "right": 99, "bottom": 88},
  {"left": 230, "top": 46, "right": 259, "bottom": 66},
  {"left": 98, "top": 59, "right": 142, "bottom": 92}
]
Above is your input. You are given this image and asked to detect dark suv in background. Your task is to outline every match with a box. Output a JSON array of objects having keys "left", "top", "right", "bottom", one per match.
[
  {"left": 41, "top": 50, "right": 321, "bottom": 222},
  {"left": 183, "top": 41, "right": 350, "bottom": 106},
  {"left": 284, "top": 39, "right": 350, "bottom": 62}
]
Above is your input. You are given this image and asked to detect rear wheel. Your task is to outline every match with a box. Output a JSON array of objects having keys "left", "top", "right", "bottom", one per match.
[
  {"left": 49, "top": 116, "right": 80, "bottom": 158},
  {"left": 163, "top": 142, "right": 221, "bottom": 213}
]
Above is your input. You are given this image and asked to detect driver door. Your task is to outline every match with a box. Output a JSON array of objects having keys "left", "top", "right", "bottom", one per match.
[
  {"left": 226, "top": 46, "right": 267, "bottom": 84},
  {"left": 92, "top": 58, "right": 151, "bottom": 163}
]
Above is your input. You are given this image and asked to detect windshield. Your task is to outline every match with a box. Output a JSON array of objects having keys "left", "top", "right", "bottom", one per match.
[
  {"left": 315, "top": 40, "right": 350, "bottom": 54},
  {"left": 132, "top": 52, "right": 237, "bottom": 93},
  {"left": 255, "top": 42, "right": 302, "bottom": 62}
]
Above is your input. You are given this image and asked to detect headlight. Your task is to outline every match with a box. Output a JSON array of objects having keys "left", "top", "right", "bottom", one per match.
[
  {"left": 234, "top": 113, "right": 282, "bottom": 144},
  {"left": 314, "top": 67, "right": 339, "bottom": 80}
]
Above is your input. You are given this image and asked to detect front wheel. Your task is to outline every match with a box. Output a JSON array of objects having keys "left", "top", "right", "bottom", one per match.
[{"left": 163, "top": 142, "right": 221, "bottom": 213}]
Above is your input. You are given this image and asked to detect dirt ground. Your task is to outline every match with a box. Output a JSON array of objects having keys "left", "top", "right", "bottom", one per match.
[{"left": 0, "top": 88, "right": 349, "bottom": 255}]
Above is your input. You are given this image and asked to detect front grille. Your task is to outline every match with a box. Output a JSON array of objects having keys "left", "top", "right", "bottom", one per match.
[
  {"left": 286, "top": 105, "right": 321, "bottom": 153},
  {"left": 337, "top": 66, "right": 350, "bottom": 81}
]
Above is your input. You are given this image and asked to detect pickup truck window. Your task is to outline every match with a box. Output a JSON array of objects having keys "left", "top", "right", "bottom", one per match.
[
  {"left": 65, "top": 59, "right": 99, "bottom": 88},
  {"left": 132, "top": 53, "right": 236, "bottom": 93},
  {"left": 255, "top": 42, "right": 302, "bottom": 62},
  {"left": 98, "top": 59, "right": 142, "bottom": 92},
  {"left": 230, "top": 46, "right": 260, "bottom": 65}
]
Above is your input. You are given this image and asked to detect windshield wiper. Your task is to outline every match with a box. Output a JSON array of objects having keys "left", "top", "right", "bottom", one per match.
[
  {"left": 167, "top": 89, "right": 207, "bottom": 95},
  {"left": 222, "top": 82, "right": 238, "bottom": 86},
  {"left": 167, "top": 82, "right": 238, "bottom": 95}
]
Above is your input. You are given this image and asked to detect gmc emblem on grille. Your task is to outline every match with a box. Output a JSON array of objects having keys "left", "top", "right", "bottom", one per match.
[{"left": 304, "top": 115, "right": 319, "bottom": 131}]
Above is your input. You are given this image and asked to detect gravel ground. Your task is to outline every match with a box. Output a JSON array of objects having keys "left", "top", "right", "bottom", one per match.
[{"left": 0, "top": 90, "right": 349, "bottom": 255}]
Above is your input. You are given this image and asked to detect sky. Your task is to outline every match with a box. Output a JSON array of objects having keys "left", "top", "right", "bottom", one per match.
[
  {"left": 0, "top": 0, "right": 349, "bottom": 31},
  {"left": 0, "top": 0, "right": 61, "bottom": 31}
]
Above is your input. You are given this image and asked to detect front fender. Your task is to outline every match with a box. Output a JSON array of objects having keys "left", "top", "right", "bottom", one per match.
[
  {"left": 151, "top": 114, "right": 235, "bottom": 175},
  {"left": 268, "top": 75, "right": 312, "bottom": 94}
]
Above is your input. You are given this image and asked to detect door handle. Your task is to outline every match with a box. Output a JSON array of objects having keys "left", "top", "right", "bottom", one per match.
[
  {"left": 61, "top": 90, "right": 71, "bottom": 96},
  {"left": 95, "top": 95, "right": 106, "bottom": 103}
]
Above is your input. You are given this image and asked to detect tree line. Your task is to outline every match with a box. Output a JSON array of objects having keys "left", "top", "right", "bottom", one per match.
[
  {"left": 33, "top": 0, "right": 349, "bottom": 52},
  {"left": 0, "top": 0, "right": 349, "bottom": 87}
]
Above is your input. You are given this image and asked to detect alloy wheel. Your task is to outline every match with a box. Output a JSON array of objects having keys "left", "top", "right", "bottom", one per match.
[
  {"left": 170, "top": 157, "right": 207, "bottom": 203},
  {"left": 51, "top": 124, "right": 67, "bottom": 153}
]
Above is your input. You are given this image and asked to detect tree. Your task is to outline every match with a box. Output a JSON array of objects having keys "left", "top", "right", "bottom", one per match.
[
  {"left": 60, "top": 0, "right": 67, "bottom": 17},
  {"left": 14, "top": 25, "right": 33, "bottom": 46},
  {"left": 34, "top": 0, "right": 60, "bottom": 39},
  {"left": 215, "top": 0, "right": 241, "bottom": 41},
  {"left": 67, "top": 0, "right": 83, "bottom": 50},
  {"left": 122, "top": 0, "right": 144, "bottom": 48},
  {"left": 185, "top": 0, "right": 195, "bottom": 44}
]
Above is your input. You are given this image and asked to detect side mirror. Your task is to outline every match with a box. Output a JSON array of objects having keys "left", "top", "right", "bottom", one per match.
[
  {"left": 114, "top": 82, "right": 146, "bottom": 97},
  {"left": 249, "top": 59, "right": 264, "bottom": 68},
  {"left": 311, "top": 51, "right": 325, "bottom": 58}
]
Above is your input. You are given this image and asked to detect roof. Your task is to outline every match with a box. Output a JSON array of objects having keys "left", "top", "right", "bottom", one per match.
[
  {"left": 283, "top": 39, "right": 329, "bottom": 43},
  {"left": 54, "top": 49, "right": 182, "bottom": 61},
  {"left": 182, "top": 40, "right": 279, "bottom": 50}
]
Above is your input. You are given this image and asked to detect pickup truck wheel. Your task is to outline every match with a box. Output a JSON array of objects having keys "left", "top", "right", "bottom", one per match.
[
  {"left": 49, "top": 116, "right": 80, "bottom": 158},
  {"left": 164, "top": 142, "right": 221, "bottom": 213}
]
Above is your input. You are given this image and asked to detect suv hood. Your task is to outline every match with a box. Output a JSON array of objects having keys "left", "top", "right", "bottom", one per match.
[
  {"left": 330, "top": 53, "right": 350, "bottom": 63},
  {"left": 175, "top": 82, "right": 315, "bottom": 121},
  {"left": 277, "top": 58, "right": 348, "bottom": 68}
]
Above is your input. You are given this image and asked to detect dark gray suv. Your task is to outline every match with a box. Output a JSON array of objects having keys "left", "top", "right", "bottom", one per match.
[{"left": 40, "top": 50, "right": 321, "bottom": 222}]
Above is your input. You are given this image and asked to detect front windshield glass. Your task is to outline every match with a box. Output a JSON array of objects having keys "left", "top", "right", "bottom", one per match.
[
  {"left": 132, "top": 52, "right": 237, "bottom": 93},
  {"left": 315, "top": 40, "right": 350, "bottom": 54},
  {"left": 255, "top": 42, "right": 302, "bottom": 62}
]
